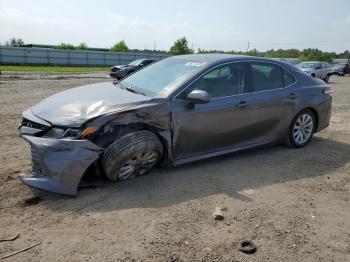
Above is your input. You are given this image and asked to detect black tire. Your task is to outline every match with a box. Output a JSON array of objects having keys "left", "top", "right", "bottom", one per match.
[
  {"left": 238, "top": 240, "right": 257, "bottom": 254},
  {"left": 284, "top": 109, "right": 316, "bottom": 148},
  {"left": 323, "top": 74, "right": 330, "bottom": 83},
  {"left": 101, "top": 130, "right": 163, "bottom": 181}
]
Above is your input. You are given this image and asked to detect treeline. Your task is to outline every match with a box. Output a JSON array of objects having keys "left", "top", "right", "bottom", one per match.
[
  {"left": 3, "top": 37, "right": 349, "bottom": 62},
  {"left": 197, "top": 48, "right": 350, "bottom": 63}
]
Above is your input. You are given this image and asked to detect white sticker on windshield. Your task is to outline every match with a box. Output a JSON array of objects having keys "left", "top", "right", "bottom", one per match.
[{"left": 185, "top": 61, "right": 207, "bottom": 67}]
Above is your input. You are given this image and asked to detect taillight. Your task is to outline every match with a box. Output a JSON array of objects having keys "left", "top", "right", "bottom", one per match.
[{"left": 323, "top": 87, "right": 334, "bottom": 95}]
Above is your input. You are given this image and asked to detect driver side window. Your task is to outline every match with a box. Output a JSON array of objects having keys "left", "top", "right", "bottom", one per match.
[{"left": 179, "top": 62, "right": 247, "bottom": 99}]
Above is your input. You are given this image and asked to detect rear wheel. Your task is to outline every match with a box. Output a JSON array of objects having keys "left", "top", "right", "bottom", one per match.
[
  {"left": 285, "top": 109, "right": 315, "bottom": 148},
  {"left": 101, "top": 131, "right": 163, "bottom": 181}
]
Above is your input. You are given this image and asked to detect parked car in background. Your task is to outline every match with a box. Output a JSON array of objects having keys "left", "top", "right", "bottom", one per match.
[
  {"left": 330, "top": 63, "right": 347, "bottom": 76},
  {"left": 344, "top": 63, "right": 350, "bottom": 75},
  {"left": 296, "top": 61, "right": 332, "bottom": 82},
  {"left": 110, "top": 59, "right": 158, "bottom": 79},
  {"left": 19, "top": 54, "right": 332, "bottom": 195}
]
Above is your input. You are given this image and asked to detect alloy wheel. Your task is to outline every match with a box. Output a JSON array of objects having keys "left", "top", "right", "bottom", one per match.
[
  {"left": 118, "top": 151, "right": 159, "bottom": 180},
  {"left": 292, "top": 113, "right": 314, "bottom": 145}
]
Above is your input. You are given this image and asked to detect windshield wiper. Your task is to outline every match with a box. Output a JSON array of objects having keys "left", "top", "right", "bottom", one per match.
[
  {"left": 114, "top": 81, "right": 146, "bottom": 96},
  {"left": 124, "top": 86, "right": 146, "bottom": 96}
]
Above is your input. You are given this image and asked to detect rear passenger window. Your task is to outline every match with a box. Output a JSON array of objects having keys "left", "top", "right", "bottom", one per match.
[
  {"left": 250, "top": 62, "right": 283, "bottom": 92},
  {"left": 282, "top": 68, "right": 295, "bottom": 86}
]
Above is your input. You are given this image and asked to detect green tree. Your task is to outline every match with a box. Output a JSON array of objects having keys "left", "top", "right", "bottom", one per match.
[
  {"left": 5, "top": 37, "right": 24, "bottom": 46},
  {"left": 110, "top": 41, "right": 129, "bottom": 52},
  {"left": 169, "top": 37, "right": 193, "bottom": 55},
  {"left": 337, "top": 50, "right": 350, "bottom": 59},
  {"left": 55, "top": 43, "right": 76, "bottom": 50},
  {"left": 76, "top": 42, "right": 88, "bottom": 50},
  {"left": 298, "top": 48, "right": 333, "bottom": 63}
]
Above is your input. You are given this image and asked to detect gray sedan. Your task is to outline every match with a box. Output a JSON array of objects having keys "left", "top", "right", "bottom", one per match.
[{"left": 19, "top": 54, "right": 332, "bottom": 195}]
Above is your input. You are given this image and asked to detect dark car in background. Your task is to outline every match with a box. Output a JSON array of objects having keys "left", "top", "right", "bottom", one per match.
[
  {"left": 330, "top": 62, "right": 350, "bottom": 76},
  {"left": 110, "top": 59, "right": 157, "bottom": 79},
  {"left": 19, "top": 54, "right": 332, "bottom": 195}
]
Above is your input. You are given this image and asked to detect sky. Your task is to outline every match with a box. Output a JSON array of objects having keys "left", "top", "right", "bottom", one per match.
[{"left": 0, "top": 0, "right": 349, "bottom": 52}]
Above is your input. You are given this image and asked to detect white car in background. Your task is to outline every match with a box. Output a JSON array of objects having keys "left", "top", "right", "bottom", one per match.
[{"left": 296, "top": 61, "right": 332, "bottom": 82}]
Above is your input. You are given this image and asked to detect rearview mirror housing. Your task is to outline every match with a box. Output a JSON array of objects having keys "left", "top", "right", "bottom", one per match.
[{"left": 186, "top": 90, "right": 210, "bottom": 104}]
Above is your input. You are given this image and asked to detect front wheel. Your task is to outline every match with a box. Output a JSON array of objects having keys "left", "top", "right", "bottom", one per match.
[
  {"left": 323, "top": 74, "right": 330, "bottom": 83},
  {"left": 285, "top": 109, "right": 316, "bottom": 148},
  {"left": 101, "top": 131, "right": 163, "bottom": 181}
]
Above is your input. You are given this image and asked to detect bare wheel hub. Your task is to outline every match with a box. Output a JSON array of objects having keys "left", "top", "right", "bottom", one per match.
[{"left": 118, "top": 151, "right": 159, "bottom": 180}]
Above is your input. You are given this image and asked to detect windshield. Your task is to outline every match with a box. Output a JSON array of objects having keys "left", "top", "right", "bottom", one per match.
[
  {"left": 129, "top": 59, "right": 142, "bottom": 66},
  {"left": 128, "top": 59, "right": 143, "bottom": 66},
  {"left": 120, "top": 57, "right": 207, "bottom": 97},
  {"left": 296, "top": 62, "right": 317, "bottom": 69}
]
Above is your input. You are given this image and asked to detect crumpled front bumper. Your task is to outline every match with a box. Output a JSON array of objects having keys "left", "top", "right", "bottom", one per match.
[{"left": 20, "top": 135, "right": 103, "bottom": 196}]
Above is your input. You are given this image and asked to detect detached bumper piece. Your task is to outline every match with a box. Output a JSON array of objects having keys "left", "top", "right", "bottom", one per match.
[{"left": 20, "top": 135, "right": 103, "bottom": 196}]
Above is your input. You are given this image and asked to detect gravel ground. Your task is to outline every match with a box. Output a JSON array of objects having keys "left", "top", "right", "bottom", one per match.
[{"left": 0, "top": 71, "right": 349, "bottom": 262}]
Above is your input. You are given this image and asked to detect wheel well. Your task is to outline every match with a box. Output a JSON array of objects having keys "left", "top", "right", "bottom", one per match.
[
  {"left": 311, "top": 73, "right": 315, "bottom": 77},
  {"left": 301, "top": 107, "right": 319, "bottom": 132},
  {"left": 95, "top": 123, "right": 169, "bottom": 163},
  {"left": 140, "top": 125, "right": 169, "bottom": 164}
]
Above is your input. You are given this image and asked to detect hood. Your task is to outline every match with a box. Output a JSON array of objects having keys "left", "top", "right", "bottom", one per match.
[
  {"left": 112, "top": 65, "right": 136, "bottom": 70},
  {"left": 299, "top": 67, "right": 314, "bottom": 73},
  {"left": 31, "top": 82, "right": 151, "bottom": 127},
  {"left": 113, "top": 65, "right": 127, "bottom": 69}
]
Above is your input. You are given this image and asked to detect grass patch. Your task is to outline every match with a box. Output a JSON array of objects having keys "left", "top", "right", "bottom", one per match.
[{"left": 0, "top": 65, "right": 111, "bottom": 72}]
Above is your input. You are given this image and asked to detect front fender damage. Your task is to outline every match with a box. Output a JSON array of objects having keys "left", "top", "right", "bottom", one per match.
[{"left": 20, "top": 135, "right": 103, "bottom": 196}]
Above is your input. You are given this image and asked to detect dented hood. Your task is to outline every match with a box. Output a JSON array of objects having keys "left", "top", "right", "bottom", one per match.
[{"left": 31, "top": 82, "right": 150, "bottom": 127}]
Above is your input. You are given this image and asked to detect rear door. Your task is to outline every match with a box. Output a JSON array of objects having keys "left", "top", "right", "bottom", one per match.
[{"left": 245, "top": 61, "right": 297, "bottom": 142}]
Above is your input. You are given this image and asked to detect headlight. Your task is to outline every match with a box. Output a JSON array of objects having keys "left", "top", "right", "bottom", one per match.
[
  {"left": 43, "top": 127, "right": 98, "bottom": 139},
  {"left": 43, "top": 127, "right": 66, "bottom": 138},
  {"left": 43, "top": 127, "right": 82, "bottom": 138}
]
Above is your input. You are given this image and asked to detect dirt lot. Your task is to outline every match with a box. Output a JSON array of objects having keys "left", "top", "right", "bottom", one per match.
[{"left": 0, "top": 71, "right": 349, "bottom": 262}]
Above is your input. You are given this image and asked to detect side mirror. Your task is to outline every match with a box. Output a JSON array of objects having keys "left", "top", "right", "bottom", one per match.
[
  {"left": 139, "top": 63, "right": 144, "bottom": 67},
  {"left": 186, "top": 90, "right": 210, "bottom": 104},
  {"left": 315, "top": 66, "right": 321, "bottom": 70}
]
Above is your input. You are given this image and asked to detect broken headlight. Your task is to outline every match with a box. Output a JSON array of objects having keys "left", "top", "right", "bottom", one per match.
[{"left": 43, "top": 127, "right": 82, "bottom": 139}]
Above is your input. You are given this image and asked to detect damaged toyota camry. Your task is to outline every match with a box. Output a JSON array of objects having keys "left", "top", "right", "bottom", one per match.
[{"left": 19, "top": 54, "right": 332, "bottom": 195}]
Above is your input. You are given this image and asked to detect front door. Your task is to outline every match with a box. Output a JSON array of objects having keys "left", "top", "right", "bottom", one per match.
[{"left": 170, "top": 62, "right": 257, "bottom": 161}]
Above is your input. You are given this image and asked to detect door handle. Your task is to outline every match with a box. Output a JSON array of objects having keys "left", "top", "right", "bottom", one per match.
[
  {"left": 236, "top": 101, "right": 249, "bottom": 108},
  {"left": 287, "top": 93, "right": 298, "bottom": 100}
]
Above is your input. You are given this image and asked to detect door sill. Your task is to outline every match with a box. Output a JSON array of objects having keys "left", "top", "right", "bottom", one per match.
[{"left": 173, "top": 140, "right": 275, "bottom": 166}]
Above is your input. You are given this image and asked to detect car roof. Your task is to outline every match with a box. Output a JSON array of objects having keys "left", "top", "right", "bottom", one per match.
[
  {"left": 140, "top": 58, "right": 157, "bottom": 61},
  {"left": 173, "top": 54, "right": 250, "bottom": 63},
  {"left": 171, "top": 54, "right": 298, "bottom": 68}
]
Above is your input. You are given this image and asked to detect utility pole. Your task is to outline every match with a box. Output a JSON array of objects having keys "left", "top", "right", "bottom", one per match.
[
  {"left": 246, "top": 41, "right": 250, "bottom": 52},
  {"left": 153, "top": 41, "right": 156, "bottom": 51}
]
